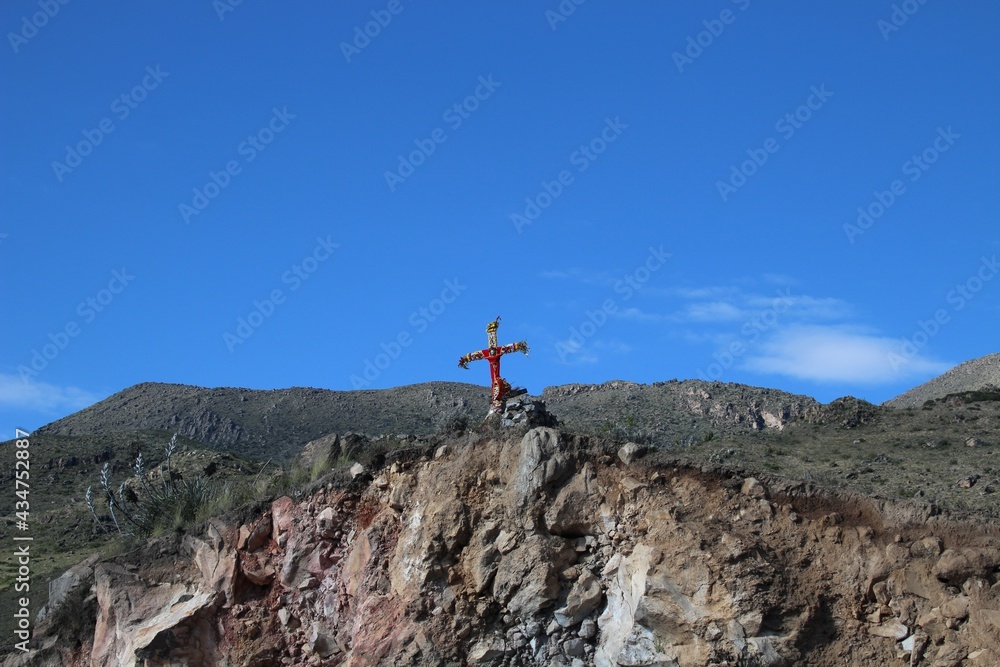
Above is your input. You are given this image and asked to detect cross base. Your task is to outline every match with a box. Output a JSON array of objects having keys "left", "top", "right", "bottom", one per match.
[{"left": 484, "top": 395, "right": 559, "bottom": 429}]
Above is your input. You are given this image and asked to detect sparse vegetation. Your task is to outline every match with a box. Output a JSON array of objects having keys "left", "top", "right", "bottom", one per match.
[
  {"left": 91, "top": 434, "right": 245, "bottom": 537},
  {"left": 589, "top": 417, "right": 657, "bottom": 446},
  {"left": 437, "top": 409, "right": 470, "bottom": 435},
  {"left": 2, "top": 362, "right": 998, "bottom": 653}
]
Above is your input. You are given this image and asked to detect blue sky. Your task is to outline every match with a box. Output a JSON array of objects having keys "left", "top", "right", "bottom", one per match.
[{"left": 2, "top": 1, "right": 999, "bottom": 436}]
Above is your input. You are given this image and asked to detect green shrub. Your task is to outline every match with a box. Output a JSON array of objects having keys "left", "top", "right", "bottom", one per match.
[{"left": 90, "top": 434, "right": 224, "bottom": 537}]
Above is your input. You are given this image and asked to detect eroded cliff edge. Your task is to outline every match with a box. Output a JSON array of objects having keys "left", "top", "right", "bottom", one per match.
[{"left": 9, "top": 427, "right": 1000, "bottom": 667}]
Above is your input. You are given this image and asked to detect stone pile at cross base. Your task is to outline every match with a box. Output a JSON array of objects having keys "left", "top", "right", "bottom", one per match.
[{"left": 494, "top": 396, "right": 558, "bottom": 429}]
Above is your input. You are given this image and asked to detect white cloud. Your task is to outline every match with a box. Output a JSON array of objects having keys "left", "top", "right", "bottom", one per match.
[
  {"left": 553, "top": 338, "right": 632, "bottom": 366},
  {"left": 668, "top": 286, "right": 737, "bottom": 300},
  {"left": 0, "top": 374, "right": 102, "bottom": 413},
  {"left": 766, "top": 294, "right": 853, "bottom": 320},
  {"left": 554, "top": 347, "right": 600, "bottom": 366},
  {"left": 614, "top": 307, "right": 665, "bottom": 322},
  {"left": 741, "top": 326, "right": 952, "bottom": 383},
  {"left": 670, "top": 283, "right": 852, "bottom": 324},
  {"left": 677, "top": 301, "right": 747, "bottom": 322}
]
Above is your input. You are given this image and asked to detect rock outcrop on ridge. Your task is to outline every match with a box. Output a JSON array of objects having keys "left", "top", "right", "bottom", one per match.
[{"left": 7, "top": 427, "right": 1000, "bottom": 666}]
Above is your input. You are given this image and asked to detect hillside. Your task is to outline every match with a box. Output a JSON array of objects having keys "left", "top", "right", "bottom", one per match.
[
  {"left": 35, "top": 381, "right": 489, "bottom": 461},
  {"left": 35, "top": 379, "right": 827, "bottom": 461},
  {"left": 886, "top": 353, "right": 1000, "bottom": 408}
]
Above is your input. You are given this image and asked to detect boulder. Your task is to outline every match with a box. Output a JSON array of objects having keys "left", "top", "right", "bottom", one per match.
[
  {"left": 563, "top": 637, "right": 586, "bottom": 657},
  {"left": 271, "top": 496, "right": 296, "bottom": 540},
  {"left": 388, "top": 475, "right": 413, "bottom": 511},
  {"left": 463, "top": 524, "right": 502, "bottom": 594},
  {"left": 554, "top": 571, "right": 603, "bottom": 627},
  {"left": 91, "top": 564, "right": 218, "bottom": 667},
  {"left": 741, "top": 477, "right": 767, "bottom": 499},
  {"left": 316, "top": 506, "right": 337, "bottom": 538},
  {"left": 35, "top": 553, "right": 100, "bottom": 629},
  {"left": 493, "top": 536, "right": 561, "bottom": 618},
  {"left": 909, "top": 537, "right": 943, "bottom": 559},
  {"left": 958, "top": 474, "right": 980, "bottom": 488},
  {"left": 299, "top": 433, "right": 340, "bottom": 470},
  {"left": 240, "top": 553, "right": 275, "bottom": 586},
  {"left": 468, "top": 638, "right": 505, "bottom": 664},
  {"left": 868, "top": 619, "right": 908, "bottom": 640},
  {"left": 545, "top": 465, "right": 599, "bottom": 537},
  {"left": 506, "top": 427, "right": 573, "bottom": 512},
  {"left": 933, "top": 548, "right": 1000, "bottom": 584},
  {"left": 244, "top": 512, "right": 272, "bottom": 552},
  {"left": 306, "top": 621, "right": 338, "bottom": 658},
  {"left": 940, "top": 595, "right": 970, "bottom": 621},
  {"left": 185, "top": 532, "right": 238, "bottom": 606},
  {"left": 617, "top": 442, "right": 645, "bottom": 465}
]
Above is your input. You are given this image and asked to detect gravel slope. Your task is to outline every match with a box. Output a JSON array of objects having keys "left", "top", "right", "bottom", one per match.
[{"left": 884, "top": 353, "right": 1000, "bottom": 408}]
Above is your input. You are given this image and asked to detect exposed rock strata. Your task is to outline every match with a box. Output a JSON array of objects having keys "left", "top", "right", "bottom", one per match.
[{"left": 8, "top": 427, "right": 1000, "bottom": 666}]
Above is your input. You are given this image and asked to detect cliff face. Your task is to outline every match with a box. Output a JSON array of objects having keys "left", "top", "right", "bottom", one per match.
[{"left": 10, "top": 427, "right": 1000, "bottom": 667}]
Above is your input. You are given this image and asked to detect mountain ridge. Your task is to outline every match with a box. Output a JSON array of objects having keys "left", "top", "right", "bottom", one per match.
[
  {"left": 36, "top": 378, "right": 826, "bottom": 460},
  {"left": 885, "top": 353, "right": 1000, "bottom": 408},
  {"left": 31, "top": 352, "right": 1000, "bottom": 463}
]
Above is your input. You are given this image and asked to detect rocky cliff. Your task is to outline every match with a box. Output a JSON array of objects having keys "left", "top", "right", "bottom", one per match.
[{"left": 7, "top": 427, "right": 1000, "bottom": 667}]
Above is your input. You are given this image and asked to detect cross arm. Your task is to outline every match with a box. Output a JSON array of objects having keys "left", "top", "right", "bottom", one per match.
[
  {"left": 458, "top": 349, "right": 487, "bottom": 369},
  {"left": 497, "top": 341, "right": 529, "bottom": 357}
]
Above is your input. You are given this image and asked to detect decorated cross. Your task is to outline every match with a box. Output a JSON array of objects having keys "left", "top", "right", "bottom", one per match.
[{"left": 458, "top": 316, "right": 529, "bottom": 414}]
